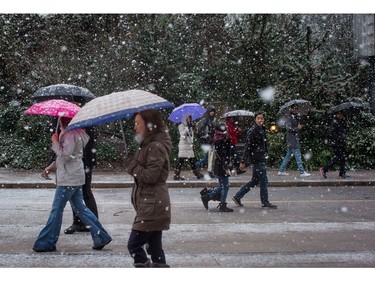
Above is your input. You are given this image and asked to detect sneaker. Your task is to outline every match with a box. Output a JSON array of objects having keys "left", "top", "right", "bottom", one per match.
[
  {"left": 32, "top": 246, "right": 56, "bottom": 252},
  {"left": 277, "top": 172, "right": 289, "bottom": 176},
  {"left": 262, "top": 201, "right": 278, "bottom": 209},
  {"left": 300, "top": 172, "right": 311, "bottom": 177},
  {"left": 319, "top": 167, "right": 327, "bottom": 178},
  {"left": 232, "top": 196, "right": 243, "bottom": 207},
  {"left": 64, "top": 224, "right": 90, "bottom": 234}
]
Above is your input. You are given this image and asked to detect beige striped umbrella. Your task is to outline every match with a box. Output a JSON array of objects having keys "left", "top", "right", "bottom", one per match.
[{"left": 67, "top": 89, "right": 174, "bottom": 154}]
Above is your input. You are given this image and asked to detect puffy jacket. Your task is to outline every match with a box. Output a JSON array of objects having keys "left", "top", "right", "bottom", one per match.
[{"left": 125, "top": 130, "right": 172, "bottom": 232}]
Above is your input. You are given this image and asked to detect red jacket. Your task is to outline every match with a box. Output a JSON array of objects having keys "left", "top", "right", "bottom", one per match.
[{"left": 226, "top": 119, "right": 240, "bottom": 145}]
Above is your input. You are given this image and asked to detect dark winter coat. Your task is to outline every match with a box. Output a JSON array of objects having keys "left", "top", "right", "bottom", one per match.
[
  {"left": 285, "top": 113, "right": 301, "bottom": 149},
  {"left": 125, "top": 130, "right": 172, "bottom": 232},
  {"left": 213, "top": 131, "right": 232, "bottom": 177},
  {"left": 241, "top": 124, "right": 268, "bottom": 165},
  {"left": 197, "top": 105, "right": 216, "bottom": 145},
  {"left": 330, "top": 117, "right": 349, "bottom": 147}
]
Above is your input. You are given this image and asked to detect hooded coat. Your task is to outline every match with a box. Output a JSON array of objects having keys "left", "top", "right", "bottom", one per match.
[
  {"left": 197, "top": 105, "right": 216, "bottom": 145},
  {"left": 51, "top": 128, "right": 89, "bottom": 186},
  {"left": 125, "top": 130, "right": 172, "bottom": 232},
  {"left": 178, "top": 115, "right": 195, "bottom": 158}
]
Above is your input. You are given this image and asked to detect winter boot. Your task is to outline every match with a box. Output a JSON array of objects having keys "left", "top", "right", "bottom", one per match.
[
  {"left": 218, "top": 202, "right": 234, "bottom": 212},
  {"left": 201, "top": 194, "right": 210, "bottom": 210},
  {"left": 200, "top": 187, "right": 209, "bottom": 196},
  {"left": 173, "top": 169, "right": 185, "bottom": 181},
  {"left": 192, "top": 169, "right": 204, "bottom": 179},
  {"left": 134, "top": 259, "right": 151, "bottom": 268}
]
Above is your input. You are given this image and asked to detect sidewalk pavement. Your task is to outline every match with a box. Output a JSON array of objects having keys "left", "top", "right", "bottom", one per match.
[{"left": 1, "top": 167, "right": 374, "bottom": 189}]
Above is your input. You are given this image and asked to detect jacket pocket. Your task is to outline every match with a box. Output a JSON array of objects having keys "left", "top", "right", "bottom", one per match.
[{"left": 138, "top": 198, "right": 156, "bottom": 218}]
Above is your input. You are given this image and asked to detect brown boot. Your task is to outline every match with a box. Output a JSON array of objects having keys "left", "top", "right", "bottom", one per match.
[
  {"left": 174, "top": 169, "right": 185, "bottom": 180},
  {"left": 192, "top": 169, "right": 204, "bottom": 179}
]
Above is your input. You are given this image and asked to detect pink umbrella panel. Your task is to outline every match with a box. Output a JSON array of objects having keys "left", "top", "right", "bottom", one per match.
[{"left": 24, "top": 99, "right": 81, "bottom": 118}]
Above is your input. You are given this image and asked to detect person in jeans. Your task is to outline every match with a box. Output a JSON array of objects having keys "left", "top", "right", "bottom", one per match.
[
  {"left": 277, "top": 104, "right": 311, "bottom": 177},
  {"left": 200, "top": 123, "right": 234, "bottom": 212},
  {"left": 64, "top": 126, "right": 99, "bottom": 234},
  {"left": 125, "top": 109, "right": 172, "bottom": 268},
  {"left": 33, "top": 117, "right": 112, "bottom": 252},
  {"left": 232, "top": 112, "right": 277, "bottom": 209},
  {"left": 320, "top": 111, "right": 350, "bottom": 179}
]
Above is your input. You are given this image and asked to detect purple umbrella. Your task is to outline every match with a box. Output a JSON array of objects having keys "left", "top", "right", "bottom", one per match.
[{"left": 168, "top": 103, "right": 205, "bottom": 123}]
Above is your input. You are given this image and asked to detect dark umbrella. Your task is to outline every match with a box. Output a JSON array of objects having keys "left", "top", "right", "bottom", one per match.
[
  {"left": 31, "top": 84, "right": 96, "bottom": 103},
  {"left": 278, "top": 99, "right": 313, "bottom": 116},
  {"left": 327, "top": 102, "right": 363, "bottom": 116}
]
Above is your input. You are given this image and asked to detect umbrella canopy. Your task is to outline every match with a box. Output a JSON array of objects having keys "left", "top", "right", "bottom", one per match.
[
  {"left": 168, "top": 103, "right": 205, "bottom": 123},
  {"left": 327, "top": 101, "right": 363, "bottom": 116},
  {"left": 278, "top": 99, "right": 313, "bottom": 116},
  {"left": 24, "top": 99, "right": 80, "bottom": 118},
  {"left": 67, "top": 89, "right": 174, "bottom": 130},
  {"left": 67, "top": 89, "right": 173, "bottom": 155},
  {"left": 31, "top": 84, "right": 96, "bottom": 103},
  {"left": 222, "top": 110, "right": 254, "bottom": 118}
]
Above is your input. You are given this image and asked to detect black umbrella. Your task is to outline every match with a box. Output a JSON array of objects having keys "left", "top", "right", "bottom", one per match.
[
  {"left": 278, "top": 99, "right": 313, "bottom": 116},
  {"left": 327, "top": 102, "right": 363, "bottom": 116},
  {"left": 31, "top": 84, "right": 96, "bottom": 103}
]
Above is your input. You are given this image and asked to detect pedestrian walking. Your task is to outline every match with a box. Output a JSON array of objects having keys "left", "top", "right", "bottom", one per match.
[
  {"left": 32, "top": 117, "right": 112, "bottom": 252},
  {"left": 125, "top": 109, "right": 172, "bottom": 267},
  {"left": 174, "top": 114, "right": 204, "bottom": 180},
  {"left": 232, "top": 112, "right": 277, "bottom": 209},
  {"left": 320, "top": 111, "right": 351, "bottom": 179},
  {"left": 277, "top": 104, "right": 311, "bottom": 177},
  {"left": 200, "top": 123, "right": 234, "bottom": 212},
  {"left": 195, "top": 105, "right": 217, "bottom": 178},
  {"left": 64, "top": 126, "right": 99, "bottom": 234}
]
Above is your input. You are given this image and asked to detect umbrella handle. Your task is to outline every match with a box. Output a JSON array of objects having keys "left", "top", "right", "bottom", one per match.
[
  {"left": 55, "top": 117, "right": 60, "bottom": 134},
  {"left": 119, "top": 120, "right": 128, "bottom": 155}
]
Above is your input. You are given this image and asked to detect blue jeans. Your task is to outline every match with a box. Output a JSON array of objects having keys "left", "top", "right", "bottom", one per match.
[
  {"left": 196, "top": 153, "right": 208, "bottom": 169},
  {"left": 33, "top": 186, "right": 111, "bottom": 251},
  {"left": 234, "top": 163, "right": 269, "bottom": 204},
  {"left": 209, "top": 176, "right": 230, "bottom": 203},
  {"left": 278, "top": 148, "right": 306, "bottom": 174}
]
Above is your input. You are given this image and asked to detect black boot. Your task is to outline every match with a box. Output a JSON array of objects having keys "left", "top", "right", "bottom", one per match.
[
  {"left": 218, "top": 202, "right": 234, "bottom": 212},
  {"left": 134, "top": 259, "right": 151, "bottom": 268},
  {"left": 200, "top": 187, "right": 208, "bottom": 196},
  {"left": 173, "top": 169, "right": 185, "bottom": 180},
  {"left": 192, "top": 169, "right": 204, "bottom": 179},
  {"left": 201, "top": 194, "right": 210, "bottom": 210}
]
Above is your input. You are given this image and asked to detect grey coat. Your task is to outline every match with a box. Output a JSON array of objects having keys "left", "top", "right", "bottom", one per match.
[
  {"left": 285, "top": 114, "right": 301, "bottom": 149},
  {"left": 52, "top": 129, "right": 89, "bottom": 186},
  {"left": 125, "top": 130, "right": 172, "bottom": 232}
]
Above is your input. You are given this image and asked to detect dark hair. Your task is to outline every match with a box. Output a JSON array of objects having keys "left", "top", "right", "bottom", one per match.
[
  {"left": 254, "top": 111, "right": 265, "bottom": 118},
  {"left": 290, "top": 104, "right": 298, "bottom": 109},
  {"left": 136, "top": 109, "right": 166, "bottom": 135},
  {"left": 60, "top": 117, "right": 72, "bottom": 128}
]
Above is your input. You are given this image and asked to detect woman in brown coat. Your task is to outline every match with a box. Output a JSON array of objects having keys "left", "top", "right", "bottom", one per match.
[{"left": 125, "top": 109, "right": 172, "bottom": 268}]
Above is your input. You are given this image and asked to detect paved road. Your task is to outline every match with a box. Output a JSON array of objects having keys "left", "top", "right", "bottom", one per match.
[{"left": 0, "top": 184, "right": 374, "bottom": 269}]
